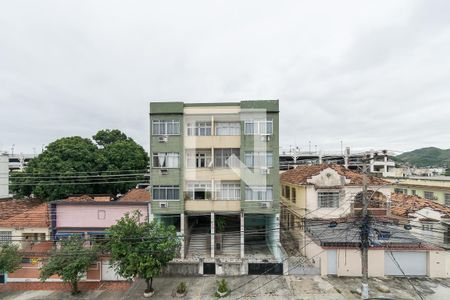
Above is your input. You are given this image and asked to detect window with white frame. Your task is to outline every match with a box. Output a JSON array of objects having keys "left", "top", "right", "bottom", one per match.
[
  {"left": 244, "top": 120, "right": 273, "bottom": 135},
  {"left": 245, "top": 186, "right": 273, "bottom": 201},
  {"left": 215, "top": 122, "right": 240, "bottom": 136},
  {"left": 186, "top": 121, "right": 212, "bottom": 136},
  {"left": 152, "top": 152, "right": 180, "bottom": 168},
  {"left": 214, "top": 148, "right": 240, "bottom": 168},
  {"left": 152, "top": 120, "right": 180, "bottom": 135},
  {"left": 0, "top": 231, "right": 12, "bottom": 244},
  {"left": 152, "top": 185, "right": 180, "bottom": 201},
  {"left": 318, "top": 191, "right": 340, "bottom": 208},
  {"left": 424, "top": 191, "right": 434, "bottom": 200},
  {"left": 244, "top": 152, "right": 273, "bottom": 168},
  {"left": 186, "top": 182, "right": 212, "bottom": 200},
  {"left": 215, "top": 182, "right": 240, "bottom": 200},
  {"left": 446, "top": 193, "right": 450, "bottom": 206},
  {"left": 186, "top": 150, "right": 212, "bottom": 168}
]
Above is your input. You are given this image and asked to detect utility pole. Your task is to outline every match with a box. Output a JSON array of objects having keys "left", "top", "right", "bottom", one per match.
[{"left": 360, "top": 156, "right": 370, "bottom": 299}]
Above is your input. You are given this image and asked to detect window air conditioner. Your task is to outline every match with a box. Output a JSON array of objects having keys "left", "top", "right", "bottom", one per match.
[
  {"left": 158, "top": 136, "right": 168, "bottom": 143},
  {"left": 260, "top": 202, "right": 271, "bottom": 208},
  {"left": 159, "top": 202, "right": 168, "bottom": 208},
  {"left": 160, "top": 169, "right": 168, "bottom": 175}
]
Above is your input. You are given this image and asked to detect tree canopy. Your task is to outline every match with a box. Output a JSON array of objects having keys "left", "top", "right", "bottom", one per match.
[
  {"left": 40, "top": 236, "right": 98, "bottom": 295},
  {"left": 11, "top": 129, "right": 149, "bottom": 201},
  {"left": 0, "top": 243, "right": 22, "bottom": 274},
  {"left": 107, "top": 211, "right": 181, "bottom": 294}
]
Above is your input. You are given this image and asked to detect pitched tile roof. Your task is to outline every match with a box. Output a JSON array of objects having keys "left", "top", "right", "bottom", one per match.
[
  {"left": 0, "top": 198, "right": 44, "bottom": 221},
  {"left": 118, "top": 188, "right": 151, "bottom": 202},
  {"left": 390, "top": 193, "right": 450, "bottom": 218},
  {"left": 0, "top": 203, "right": 49, "bottom": 228},
  {"left": 280, "top": 164, "right": 389, "bottom": 186}
]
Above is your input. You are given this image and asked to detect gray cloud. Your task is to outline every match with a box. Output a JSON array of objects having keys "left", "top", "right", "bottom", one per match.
[{"left": 0, "top": 0, "right": 449, "bottom": 155}]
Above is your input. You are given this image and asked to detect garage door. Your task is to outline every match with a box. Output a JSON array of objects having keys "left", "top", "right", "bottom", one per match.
[
  {"left": 327, "top": 250, "right": 337, "bottom": 275},
  {"left": 384, "top": 251, "right": 427, "bottom": 276},
  {"left": 101, "top": 262, "right": 126, "bottom": 281}
]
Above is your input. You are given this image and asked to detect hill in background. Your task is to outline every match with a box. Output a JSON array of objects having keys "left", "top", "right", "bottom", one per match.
[{"left": 395, "top": 147, "right": 450, "bottom": 168}]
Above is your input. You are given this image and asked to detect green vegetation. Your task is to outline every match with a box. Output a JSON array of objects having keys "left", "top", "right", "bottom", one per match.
[
  {"left": 107, "top": 211, "right": 181, "bottom": 295},
  {"left": 0, "top": 243, "right": 22, "bottom": 274},
  {"left": 176, "top": 282, "right": 187, "bottom": 295},
  {"left": 11, "top": 129, "right": 149, "bottom": 201},
  {"left": 215, "top": 278, "right": 230, "bottom": 297},
  {"left": 40, "top": 236, "right": 98, "bottom": 295},
  {"left": 395, "top": 147, "right": 450, "bottom": 168}
]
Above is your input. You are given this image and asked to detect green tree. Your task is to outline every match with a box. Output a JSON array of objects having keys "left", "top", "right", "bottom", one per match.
[
  {"left": 11, "top": 130, "right": 149, "bottom": 201},
  {"left": 0, "top": 243, "right": 22, "bottom": 274},
  {"left": 40, "top": 236, "right": 98, "bottom": 295},
  {"left": 107, "top": 211, "right": 181, "bottom": 295}
]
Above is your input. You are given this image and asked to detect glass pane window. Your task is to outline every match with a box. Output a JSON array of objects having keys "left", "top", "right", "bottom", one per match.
[
  {"left": 215, "top": 122, "right": 240, "bottom": 136},
  {"left": 244, "top": 152, "right": 273, "bottom": 168},
  {"left": 215, "top": 182, "right": 240, "bottom": 200},
  {"left": 244, "top": 120, "right": 273, "bottom": 135},
  {"left": 424, "top": 191, "right": 434, "bottom": 200},
  {"left": 318, "top": 192, "right": 340, "bottom": 208},
  {"left": 186, "top": 182, "right": 212, "bottom": 200},
  {"left": 186, "top": 150, "right": 212, "bottom": 168},
  {"left": 152, "top": 120, "right": 180, "bottom": 135},
  {"left": 214, "top": 148, "right": 240, "bottom": 168},
  {"left": 245, "top": 186, "right": 273, "bottom": 201},
  {"left": 152, "top": 153, "right": 179, "bottom": 168},
  {"left": 186, "top": 122, "right": 212, "bottom": 136},
  {"left": 152, "top": 186, "right": 180, "bottom": 200},
  {"left": 445, "top": 194, "right": 450, "bottom": 206}
]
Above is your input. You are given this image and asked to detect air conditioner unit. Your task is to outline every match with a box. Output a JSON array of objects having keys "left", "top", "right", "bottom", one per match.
[
  {"left": 260, "top": 135, "right": 271, "bottom": 142},
  {"left": 159, "top": 202, "right": 168, "bottom": 208},
  {"left": 158, "top": 135, "right": 168, "bottom": 143},
  {"left": 160, "top": 169, "right": 168, "bottom": 175},
  {"left": 260, "top": 202, "right": 271, "bottom": 208},
  {"left": 260, "top": 168, "right": 270, "bottom": 175}
]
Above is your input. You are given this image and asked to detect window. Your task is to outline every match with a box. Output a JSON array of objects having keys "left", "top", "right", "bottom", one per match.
[
  {"left": 97, "top": 210, "right": 106, "bottom": 220},
  {"left": 186, "top": 182, "right": 212, "bottom": 200},
  {"left": 152, "top": 120, "right": 180, "bottom": 135},
  {"left": 422, "top": 224, "right": 433, "bottom": 231},
  {"left": 186, "top": 150, "right": 212, "bottom": 168},
  {"left": 215, "top": 122, "right": 240, "bottom": 136},
  {"left": 424, "top": 191, "right": 434, "bottom": 200},
  {"left": 244, "top": 152, "right": 273, "bottom": 168},
  {"left": 411, "top": 190, "right": 416, "bottom": 196},
  {"left": 281, "top": 185, "right": 285, "bottom": 197},
  {"left": 152, "top": 186, "right": 180, "bottom": 201},
  {"left": 215, "top": 182, "right": 240, "bottom": 200},
  {"left": 152, "top": 152, "right": 180, "bottom": 168},
  {"left": 284, "top": 186, "right": 290, "bottom": 199},
  {"left": 244, "top": 120, "right": 273, "bottom": 135},
  {"left": 214, "top": 148, "right": 240, "bottom": 168},
  {"left": 0, "top": 231, "right": 11, "bottom": 244},
  {"left": 21, "top": 257, "right": 31, "bottom": 264},
  {"left": 318, "top": 191, "right": 340, "bottom": 208},
  {"left": 245, "top": 186, "right": 273, "bottom": 201},
  {"left": 394, "top": 188, "right": 407, "bottom": 194},
  {"left": 292, "top": 188, "right": 296, "bottom": 204},
  {"left": 445, "top": 194, "right": 450, "bottom": 206},
  {"left": 187, "top": 121, "right": 212, "bottom": 136}
]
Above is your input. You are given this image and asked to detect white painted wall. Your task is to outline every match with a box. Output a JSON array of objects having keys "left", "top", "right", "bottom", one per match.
[{"left": 0, "top": 153, "right": 9, "bottom": 198}]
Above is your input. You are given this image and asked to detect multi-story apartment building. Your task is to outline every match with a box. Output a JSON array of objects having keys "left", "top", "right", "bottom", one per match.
[
  {"left": 389, "top": 176, "right": 450, "bottom": 206},
  {"left": 149, "top": 100, "right": 281, "bottom": 274}
]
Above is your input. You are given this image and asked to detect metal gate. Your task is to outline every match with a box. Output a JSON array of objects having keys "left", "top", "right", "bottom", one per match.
[
  {"left": 203, "top": 263, "right": 216, "bottom": 275},
  {"left": 385, "top": 251, "right": 426, "bottom": 276},
  {"left": 248, "top": 263, "right": 283, "bottom": 275},
  {"left": 327, "top": 250, "right": 337, "bottom": 275}
]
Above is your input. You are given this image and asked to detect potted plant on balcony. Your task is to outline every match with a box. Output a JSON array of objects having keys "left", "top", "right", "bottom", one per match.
[
  {"left": 215, "top": 278, "right": 230, "bottom": 298},
  {"left": 175, "top": 281, "right": 187, "bottom": 297}
]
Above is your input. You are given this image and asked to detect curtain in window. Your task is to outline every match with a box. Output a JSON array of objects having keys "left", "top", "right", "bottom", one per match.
[{"left": 157, "top": 153, "right": 166, "bottom": 168}]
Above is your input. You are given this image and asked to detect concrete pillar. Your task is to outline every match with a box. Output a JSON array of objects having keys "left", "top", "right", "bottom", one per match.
[
  {"left": 240, "top": 212, "right": 245, "bottom": 259},
  {"left": 211, "top": 212, "right": 215, "bottom": 258},
  {"left": 180, "top": 213, "right": 185, "bottom": 258},
  {"left": 384, "top": 155, "right": 388, "bottom": 173},
  {"left": 369, "top": 151, "right": 375, "bottom": 173}
]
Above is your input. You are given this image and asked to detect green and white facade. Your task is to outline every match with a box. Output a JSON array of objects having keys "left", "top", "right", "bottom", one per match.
[{"left": 149, "top": 100, "right": 281, "bottom": 268}]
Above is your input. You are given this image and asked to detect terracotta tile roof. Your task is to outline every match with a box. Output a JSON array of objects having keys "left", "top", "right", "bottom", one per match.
[
  {"left": 118, "top": 188, "right": 151, "bottom": 202},
  {"left": 64, "top": 195, "right": 96, "bottom": 202},
  {"left": 390, "top": 193, "right": 450, "bottom": 218},
  {"left": 0, "top": 203, "right": 49, "bottom": 228},
  {"left": 280, "top": 164, "right": 389, "bottom": 186},
  {"left": 0, "top": 198, "right": 44, "bottom": 221}
]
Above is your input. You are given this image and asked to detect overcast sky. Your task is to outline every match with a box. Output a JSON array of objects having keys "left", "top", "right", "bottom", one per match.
[{"left": 1, "top": 0, "right": 449, "bottom": 155}]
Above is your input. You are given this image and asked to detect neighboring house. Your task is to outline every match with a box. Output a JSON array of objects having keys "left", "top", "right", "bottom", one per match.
[
  {"left": 389, "top": 176, "right": 450, "bottom": 206},
  {"left": 390, "top": 193, "right": 450, "bottom": 250},
  {"left": 149, "top": 100, "right": 281, "bottom": 275},
  {"left": 303, "top": 218, "right": 447, "bottom": 277},
  {"left": 50, "top": 190, "right": 150, "bottom": 281},
  {"left": 0, "top": 153, "right": 9, "bottom": 198},
  {"left": 0, "top": 200, "right": 51, "bottom": 283},
  {"left": 280, "top": 164, "right": 391, "bottom": 249}
]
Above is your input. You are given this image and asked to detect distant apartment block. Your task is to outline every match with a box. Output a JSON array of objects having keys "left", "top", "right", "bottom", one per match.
[
  {"left": 8, "top": 153, "right": 36, "bottom": 172},
  {"left": 0, "top": 153, "right": 9, "bottom": 198},
  {"left": 390, "top": 176, "right": 450, "bottom": 206},
  {"left": 149, "top": 100, "right": 282, "bottom": 275}
]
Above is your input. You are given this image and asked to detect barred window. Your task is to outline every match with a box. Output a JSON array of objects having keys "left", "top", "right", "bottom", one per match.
[
  {"left": 318, "top": 191, "right": 340, "bottom": 208},
  {"left": 152, "top": 186, "right": 180, "bottom": 200},
  {"left": 152, "top": 120, "right": 180, "bottom": 135},
  {"left": 424, "top": 191, "right": 434, "bottom": 200},
  {"left": 0, "top": 231, "right": 12, "bottom": 244}
]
